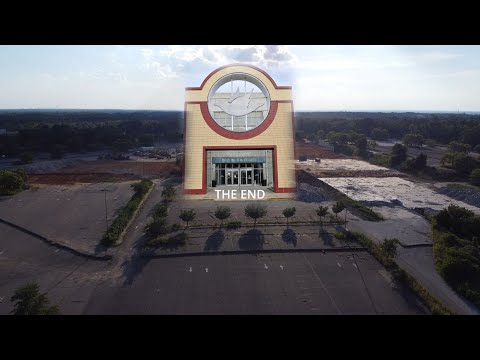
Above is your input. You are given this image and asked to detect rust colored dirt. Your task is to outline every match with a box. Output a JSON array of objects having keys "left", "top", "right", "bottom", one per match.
[{"left": 295, "top": 142, "right": 345, "bottom": 160}]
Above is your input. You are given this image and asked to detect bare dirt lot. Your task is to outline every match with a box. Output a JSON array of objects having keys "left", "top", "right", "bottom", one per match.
[
  {"left": 295, "top": 142, "right": 345, "bottom": 160},
  {"left": 28, "top": 160, "right": 180, "bottom": 185}
]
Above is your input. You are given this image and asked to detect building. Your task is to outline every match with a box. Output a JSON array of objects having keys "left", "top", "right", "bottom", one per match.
[{"left": 183, "top": 64, "right": 296, "bottom": 194}]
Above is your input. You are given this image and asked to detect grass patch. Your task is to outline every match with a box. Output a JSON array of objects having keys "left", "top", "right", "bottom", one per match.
[
  {"left": 101, "top": 179, "right": 153, "bottom": 246},
  {"left": 337, "top": 229, "right": 453, "bottom": 315},
  {"left": 338, "top": 194, "right": 384, "bottom": 221},
  {"left": 226, "top": 221, "right": 242, "bottom": 229},
  {"left": 145, "top": 232, "right": 188, "bottom": 248}
]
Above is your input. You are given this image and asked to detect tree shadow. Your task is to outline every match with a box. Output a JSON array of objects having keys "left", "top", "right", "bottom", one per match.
[
  {"left": 238, "top": 229, "right": 265, "bottom": 251},
  {"left": 282, "top": 228, "right": 297, "bottom": 247},
  {"left": 120, "top": 233, "right": 152, "bottom": 287},
  {"left": 320, "top": 228, "right": 335, "bottom": 247},
  {"left": 204, "top": 230, "right": 224, "bottom": 251}
]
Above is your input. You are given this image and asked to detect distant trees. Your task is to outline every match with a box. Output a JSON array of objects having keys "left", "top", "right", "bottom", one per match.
[
  {"left": 402, "top": 133, "right": 424, "bottom": 148},
  {"left": 470, "top": 168, "right": 480, "bottom": 186},
  {"left": 10, "top": 282, "right": 60, "bottom": 315},
  {"left": 403, "top": 153, "right": 427, "bottom": 172},
  {"left": 390, "top": 144, "right": 408, "bottom": 166},
  {"left": 448, "top": 141, "right": 471, "bottom": 154},
  {"left": 370, "top": 128, "right": 389, "bottom": 140},
  {"left": 441, "top": 152, "right": 478, "bottom": 175},
  {"left": 282, "top": 207, "right": 296, "bottom": 226},
  {"left": 244, "top": 203, "right": 267, "bottom": 228}
]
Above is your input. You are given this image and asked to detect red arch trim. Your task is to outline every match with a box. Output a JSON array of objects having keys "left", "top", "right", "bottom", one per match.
[{"left": 185, "top": 63, "right": 292, "bottom": 91}]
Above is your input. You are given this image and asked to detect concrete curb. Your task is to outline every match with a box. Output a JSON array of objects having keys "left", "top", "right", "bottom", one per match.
[
  {"left": 400, "top": 243, "right": 433, "bottom": 248},
  {"left": 141, "top": 246, "right": 367, "bottom": 259},
  {"left": 0, "top": 217, "right": 112, "bottom": 261}
]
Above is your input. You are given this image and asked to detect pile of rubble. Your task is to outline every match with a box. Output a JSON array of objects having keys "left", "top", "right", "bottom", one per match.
[
  {"left": 436, "top": 186, "right": 480, "bottom": 209},
  {"left": 296, "top": 182, "right": 331, "bottom": 203},
  {"left": 24, "top": 159, "right": 79, "bottom": 174}
]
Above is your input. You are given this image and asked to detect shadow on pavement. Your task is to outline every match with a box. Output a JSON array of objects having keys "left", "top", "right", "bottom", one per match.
[
  {"left": 238, "top": 229, "right": 265, "bottom": 251},
  {"left": 282, "top": 228, "right": 297, "bottom": 247},
  {"left": 320, "top": 227, "right": 335, "bottom": 247},
  {"left": 120, "top": 233, "right": 152, "bottom": 286},
  {"left": 204, "top": 230, "right": 224, "bottom": 251}
]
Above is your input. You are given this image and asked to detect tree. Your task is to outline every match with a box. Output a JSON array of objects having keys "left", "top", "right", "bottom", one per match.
[
  {"left": 315, "top": 205, "right": 329, "bottom": 224},
  {"left": 10, "top": 282, "right": 60, "bottom": 315},
  {"left": 244, "top": 203, "right": 267, "bottom": 228},
  {"left": 12, "top": 168, "right": 28, "bottom": 182},
  {"left": 282, "top": 207, "right": 296, "bottom": 226},
  {"left": 474, "top": 144, "right": 480, "bottom": 154},
  {"left": 448, "top": 141, "right": 471, "bottom": 154},
  {"left": 403, "top": 133, "right": 424, "bottom": 147},
  {"left": 415, "top": 153, "right": 427, "bottom": 170},
  {"left": 391, "top": 144, "right": 407, "bottom": 166},
  {"left": 471, "top": 168, "right": 480, "bottom": 186},
  {"left": 179, "top": 209, "right": 196, "bottom": 229},
  {"left": 371, "top": 128, "right": 389, "bottom": 140},
  {"left": 19, "top": 152, "right": 33, "bottom": 164},
  {"left": 145, "top": 217, "right": 169, "bottom": 237},
  {"left": 332, "top": 201, "right": 345, "bottom": 220},
  {"left": 368, "top": 140, "right": 377, "bottom": 150},
  {"left": 0, "top": 170, "right": 24, "bottom": 195},
  {"left": 161, "top": 184, "right": 176, "bottom": 202},
  {"left": 354, "top": 136, "right": 369, "bottom": 159},
  {"left": 214, "top": 206, "right": 231, "bottom": 227},
  {"left": 452, "top": 154, "right": 478, "bottom": 175},
  {"left": 380, "top": 238, "right": 400, "bottom": 258}
]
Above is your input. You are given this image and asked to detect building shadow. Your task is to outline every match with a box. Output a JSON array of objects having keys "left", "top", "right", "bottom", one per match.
[
  {"left": 204, "top": 230, "right": 225, "bottom": 251},
  {"left": 282, "top": 228, "right": 297, "bottom": 247},
  {"left": 238, "top": 229, "right": 265, "bottom": 251},
  {"left": 120, "top": 233, "right": 152, "bottom": 287}
]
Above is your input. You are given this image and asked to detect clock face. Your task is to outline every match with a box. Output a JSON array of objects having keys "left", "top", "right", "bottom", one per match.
[{"left": 207, "top": 73, "right": 271, "bottom": 132}]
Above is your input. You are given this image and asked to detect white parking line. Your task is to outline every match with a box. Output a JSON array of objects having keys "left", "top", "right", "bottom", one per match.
[
  {"left": 189, "top": 267, "right": 192, "bottom": 272},
  {"left": 264, "top": 264, "right": 268, "bottom": 269},
  {"left": 0, "top": 296, "right": 4, "bottom": 302},
  {"left": 0, "top": 250, "right": 4, "bottom": 255},
  {"left": 353, "top": 263, "right": 358, "bottom": 269},
  {"left": 337, "top": 262, "right": 342, "bottom": 268},
  {"left": 205, "top": 268, "right": 208, "bottom": 273},
  {"left": 55, "top": 249, "right": 59, "bottom": 253},
  {"left": 280, "top": 265, "right": 284, "bottom": 270}
]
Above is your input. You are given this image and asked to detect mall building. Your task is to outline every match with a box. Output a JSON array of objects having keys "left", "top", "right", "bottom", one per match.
[{"left": 183, "top": 64, "right": 296, "bottom": 194}]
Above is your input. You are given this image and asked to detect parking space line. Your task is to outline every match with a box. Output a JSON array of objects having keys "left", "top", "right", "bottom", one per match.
[
  {"left": 337, "top": 262, "right": 342, "bottom": 268},
  {"left": 264, "top": 264, "right": 268, "bottom": 269},
  {"left": 205, "top": 267, "right": 208, "bottom": 273},
  {"left": 280, "top": 265, "right": 284, "bottom": 270},
  {"left": 189, "top": 267, "right": 192, "bottom": 272},
  {"left": 0, "top": 296, "right": 4, "bottom": 302}
]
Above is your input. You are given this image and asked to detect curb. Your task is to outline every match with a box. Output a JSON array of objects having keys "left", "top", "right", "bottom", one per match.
[
  {"left": 141, "top": 246, "right": 367, "bottom": 258},
  {"left": 0, "top": 217, "right": 112, "bottom": 261},
  {"left": 399, "top": 243, "right": 433, "bottom": 248}
]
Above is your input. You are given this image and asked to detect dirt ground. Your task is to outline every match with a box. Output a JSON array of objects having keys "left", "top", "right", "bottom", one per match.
[
  {"left": 295, "top": 142, "right": 345, "bottom": 160},
  {"left": 28, "top": 160, "right": 181, "bottom": 185}
]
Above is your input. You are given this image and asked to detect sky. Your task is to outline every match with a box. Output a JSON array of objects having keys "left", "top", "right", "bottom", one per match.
[{"left": 1, "top": 45, "right": 480, "bottom": 112}]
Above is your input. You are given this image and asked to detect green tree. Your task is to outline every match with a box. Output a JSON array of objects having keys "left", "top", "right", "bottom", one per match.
[
  {"left": 470, "top": 168, "right": 480, "bottom": 186},
  {"left": 448, "top": 141, "right": 471, "bottom": 154},
  {"left": 354, "top": 136, "right": 369, "bottom": 159},
  {"left": 453, "top": 154, "right": 478, "bottom": 175},
  {"left": 179, "top": 209, "right": 196, "bottom": 229},
  {"left": 403, "top": 133, "right": 424, "bottom": 147},
  {"left": 332, "top": 201, "right": 345, "bottom": 220},
  {"left": 161, "top": 184, "right": 176, "bottom": 203},
  {"left": 391, "top": 144, "right": 407, "bottom": 166},
  {"left": 145, "top": 217, "right": 169, "bottom": 237},
  {"left": 415, "top": 153, "right": 427, "bottom": 170},
  {"left": 315, "top": 205, "right": 329, "bottom": 224},
  {"left": 244, "top": 203, "right": 267, "bottom": 228},
  {"left": 0, "top": 170, "right": 24, "bottom": 195},
  {"left": 282, "top": 207, "right": 296, "bottom": 226},
  {"left": 370, "top": 128, "right": 389, "bottom": 141},
  {"left": 380, "top": 238, "right": 400, "bottom": 258},
  {"left": 153, "top": 203, "right": 169, "bottom": 219},
  {"left": 10, "top": 283, "right": 61, "bottom": 315},
  {"left": 12, "top": 168, "right": 28, "bottom": 182},
  {"left": 214, "top": 206, "right": 231, "bottom": 227}
]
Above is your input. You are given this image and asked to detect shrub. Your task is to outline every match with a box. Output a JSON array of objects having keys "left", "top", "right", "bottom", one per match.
[
  {"left": 226, "top": 221, "right": 242, "bottom": 229},
  {"left": 12, "top": 167, "right": 28, "bottom": 182},
  {"left": 282, "top": 207, "right": 296, "bottom": 226},
  {"left": 179, "top": 209, "right": 196, "bottom": 228},
  {"left": 470, "top": 168, "right": 480, "bottom": 186},
  {"left": 145, "top": 217, "right": 169, "bottom": 237},
  {"left": 214, "top": 206, "right": 231, "bottom": 226},
  {"left": 332, "top": 201, "right": 345, "bottom": 220},
  {"left": 153, "top": 203, "right": 169, "bottom": 219},
  {"left": 170, "top": 223, "right": 181, "bottom": 232},
  {"left": 161, "top": 184, "right": 176, "bottom": 202},
  {"left": 10, "top": 282, "right": 61, "bottom": 315},
  {"left": 244, "top": 203, "right": 267, "bottom": 227},
  {"left": 146, "top": 232, "right": 188, "bottom": 248},
  {"left": 0, "top": 170, "right": 24, "bottom": 195},
  {"left": 379, "top": 238, "right": 400, "bottom": 258},
  {"left": 102, "top": 180, "right": 153, "bottom": 246}
]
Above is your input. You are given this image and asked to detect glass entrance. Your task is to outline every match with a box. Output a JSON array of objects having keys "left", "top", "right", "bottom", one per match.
[
  {"left": 240, "top": 169, "right": 254, "bottom": 185},
  {"left": 226, "top": 169, "right": 239, "bottom": 185}
]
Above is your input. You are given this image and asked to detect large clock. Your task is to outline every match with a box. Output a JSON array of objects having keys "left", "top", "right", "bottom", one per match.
[{"left": 207, "top": 73, "right": 271, "bottom": 132}]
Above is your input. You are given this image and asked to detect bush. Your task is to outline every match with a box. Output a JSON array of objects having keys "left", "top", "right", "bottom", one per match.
[
  {"left": 179, "top": 209, "right": 196, "bottom": 228},
  {"left": 146, "top": 232, "right": 188, "bottom": 248},
  {"left": 153, "top": 203, "right": 169, "bottom": 219},
  {"left": 282, "top": 207, "right": 296, "bottom": 225},
  {"left": 145, "top": 217, "right": 169, "bottom": 237},
  {"left": 448, "top": 141, "right": 471, "bottom": 154},
  {"left": 403, "top": 133, "right": 424, "bottom": 147},
  {"left": 226, "top": 221, "right": 242, "bottom": 229},
  {"left": 214, "top": 206, "right": 231, "bottom": 226},
  {"left": 161, "top": 184, "right": 176, "bottom": 202},
  {"left": 0, "top": 170, "right": 24, "bottom": 195},
  {"left": 244, "top": 203, "right": 267, "bottom": 227},
  {"left": 391, "top": 144, "right": 407, "bottom": 166},
  {"left": 170, "top": 223, "right": 181, "bottom": 232},
  {"left": 10, "top": 282, "right": 61, "bottom": 315},
  {"left": 470, "top": 168, "right": 480, "bottom": 186},
  {"left": 12, "top": 168, "right": 28, "bottom": 182},
  {"left": 474, "top": 144, "right": 480, "bottom": 154},
  {"left": 102, "top": 180, "right": 153, "bottom": 246},
  {"left": 379, "top": 238, "right": 400, "bottom": 258}
]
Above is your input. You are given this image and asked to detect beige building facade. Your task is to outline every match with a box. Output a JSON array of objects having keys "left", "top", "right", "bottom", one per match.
[{"left": 183, "top": 64, "right": 296, "bottom": 194}]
